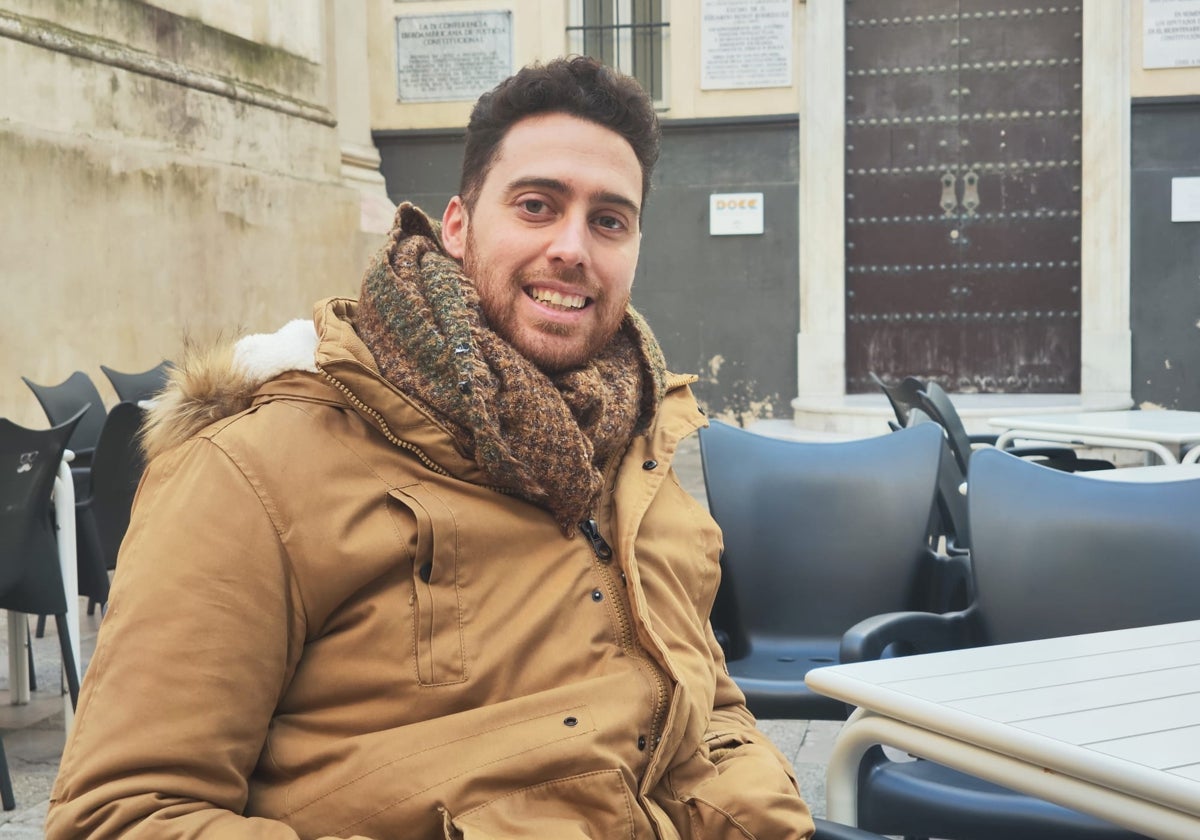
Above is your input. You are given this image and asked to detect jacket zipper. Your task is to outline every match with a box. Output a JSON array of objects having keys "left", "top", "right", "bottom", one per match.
[
  {"left": 322, "top": 371, "right": 452, "bottom": 476},
  {"left": 329, "top": 366, "right": 670, "bottom": 747},
  {"left": 321, "top": 370, "right": 518, "bottom": 495},
  {"left": 579, "top": 459, "right": 671, "bottom": 759}
]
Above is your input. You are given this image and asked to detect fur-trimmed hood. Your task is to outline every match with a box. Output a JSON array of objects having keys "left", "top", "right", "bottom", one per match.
[{"left": 141, "top": 318, "right": 320, "bottom": 462}]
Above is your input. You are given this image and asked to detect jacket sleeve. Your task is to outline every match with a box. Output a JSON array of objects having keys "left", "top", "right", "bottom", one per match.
[
  {"left": 44, "top": 437, "right": 369, "bottom": 840},
  {"left": 700, "top": 622, "right": 817, "bottom": 840}
]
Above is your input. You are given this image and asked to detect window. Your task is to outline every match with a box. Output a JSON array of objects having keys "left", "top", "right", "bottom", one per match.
[{"left": 567, "top": 0, "right": 668, "bottom": 104}]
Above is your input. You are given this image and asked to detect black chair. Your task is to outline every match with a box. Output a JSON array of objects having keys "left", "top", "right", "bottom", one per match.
[
  {"left": 75, "top": 401, "right": 148, "bottom": 611},
  {"left": 869, "top": 372, "right": 922, "bottom": 431},
  {"left": 813, "top": 817, "right": 892, "bottom": 840},
  {"left": 100, "top": 360, "right": 172, "bottom": 404},
  {"left": 35, "top": 401, "right": 147, "bottom": 635},
  {"left": 0, "top": 410, "right": 87, "bottom": 810},
  {"left": 839, "top": 448, "right": 1200, "bottom": 840},
  {"left": 699, "top": 421, "right": 970, "bottom": 721},
  {"left": 868, "top": 373, "right": 1112, "bottom": 475},
  {"left": 905, "top": 407, "right": 971, "bottom": 554},
  {"left": 914, "top": 380, "right": 1113, "bottom": 475},
  {"left": 21, "top": 372, "right": 107, "bottom": 468}
]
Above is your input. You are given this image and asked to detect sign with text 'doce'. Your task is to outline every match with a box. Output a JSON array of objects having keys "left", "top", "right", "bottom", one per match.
[{"left": 710, "top": 193, "right": 765, "bottom": 236}]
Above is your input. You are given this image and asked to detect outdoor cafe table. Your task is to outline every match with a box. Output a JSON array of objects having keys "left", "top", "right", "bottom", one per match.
[
  {"left": 805, "top": 620, "right": 1200, "bottom": 840},
  {"left": 988, "top": 410, "right": 1200, "bottom": 465},
  {"left": 1084, "top": 463, "right": 1200, "bottom": 482}
]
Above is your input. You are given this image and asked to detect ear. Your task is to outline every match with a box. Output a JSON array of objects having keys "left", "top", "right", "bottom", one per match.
[{"left": 441, "top": 195, "right": 468, "bottom": 260}]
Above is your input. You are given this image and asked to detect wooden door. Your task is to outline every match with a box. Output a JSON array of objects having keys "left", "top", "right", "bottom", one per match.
[{"left": 844, "top": 0, "right": 1082, "bottom": 393}]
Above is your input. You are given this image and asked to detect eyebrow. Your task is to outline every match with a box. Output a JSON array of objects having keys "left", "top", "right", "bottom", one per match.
[{"left": 505, "top": 176, "right": 641, "bottom": 218}]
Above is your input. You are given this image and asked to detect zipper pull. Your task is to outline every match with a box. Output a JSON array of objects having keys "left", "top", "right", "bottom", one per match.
[{"left": 578, "top": 518, "right": 613, "bottom": 561}]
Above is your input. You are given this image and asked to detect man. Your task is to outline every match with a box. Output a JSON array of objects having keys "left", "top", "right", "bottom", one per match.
[{"left": 46, "top": 56, "right": 815, "bottom": 839}]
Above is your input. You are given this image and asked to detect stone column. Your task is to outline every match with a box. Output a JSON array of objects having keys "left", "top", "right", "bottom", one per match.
[{"left": 328, "top": 0, "right": 394, "bottom": 236}]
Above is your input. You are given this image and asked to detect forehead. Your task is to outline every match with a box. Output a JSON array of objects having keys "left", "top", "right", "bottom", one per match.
[{"left": 483, "top": 113, "right": 643, "bottom": 202}]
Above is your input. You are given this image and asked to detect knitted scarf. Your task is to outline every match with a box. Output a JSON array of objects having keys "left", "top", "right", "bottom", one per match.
[{"left": 355, "top": 203, "right": 668, "bottom": 534}]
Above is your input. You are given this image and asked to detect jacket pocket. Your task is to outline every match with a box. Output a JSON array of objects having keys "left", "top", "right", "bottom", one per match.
[
  {"left": 443, "top": 770, "right": 638, "bottom": 840},
  {"left": 389, "top": 483, "right": 466, "bottom": 685},
  {"left": 283, "top": 704, "right": 599, "bottom": 838},
  {"left": 681, "top": 739, "right": 815, "bottom": 840}
]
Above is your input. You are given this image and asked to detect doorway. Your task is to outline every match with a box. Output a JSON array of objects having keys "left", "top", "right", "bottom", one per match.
[{"left": 843, "top": 1, "right": 1083, "bottom": 393}]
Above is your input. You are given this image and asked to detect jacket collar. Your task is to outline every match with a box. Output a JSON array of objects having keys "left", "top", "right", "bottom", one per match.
[{"left": 143, "top": 296, "right": 706, "bottom": 479}]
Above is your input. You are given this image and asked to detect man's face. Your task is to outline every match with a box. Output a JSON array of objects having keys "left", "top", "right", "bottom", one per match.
[{"left": 442, "top": 113, "right": 643, "bottom": 373}]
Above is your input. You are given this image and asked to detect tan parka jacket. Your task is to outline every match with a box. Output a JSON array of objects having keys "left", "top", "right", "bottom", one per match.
[{"left": 46, "top": 298, "right": 814, "bottom": 839}]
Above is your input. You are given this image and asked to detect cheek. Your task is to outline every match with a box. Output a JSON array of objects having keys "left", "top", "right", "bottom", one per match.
[{"left": 608, "top": 261, "right": 638, "bottom": 302}]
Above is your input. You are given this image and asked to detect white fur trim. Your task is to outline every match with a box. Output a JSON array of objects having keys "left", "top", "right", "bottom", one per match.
[{"left": 232, "top": 319, "right": 319, "bottom": 381}]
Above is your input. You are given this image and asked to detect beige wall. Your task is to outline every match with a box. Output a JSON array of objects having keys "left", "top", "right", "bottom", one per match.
[
  {"left": 1131, "top": 0, "right": 1200, "bottom": 97},
  {"left": 148, "top": 0, "right": 326, "bottom": 62},
  {"left": 368, "top": 0, "right": 801, "bottom": 130},
  {"left": 1, "top": 0, "right": 387, "bottom": 427}
]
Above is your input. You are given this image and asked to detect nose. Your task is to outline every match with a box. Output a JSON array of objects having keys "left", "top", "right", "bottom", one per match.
[{"left": 545, "top": 214, "right": 589, "bottom": 269}]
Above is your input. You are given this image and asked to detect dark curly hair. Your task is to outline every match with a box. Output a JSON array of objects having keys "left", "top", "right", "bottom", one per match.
[{"left": 459, "top": 55, "right": 660, "bottom": 214}]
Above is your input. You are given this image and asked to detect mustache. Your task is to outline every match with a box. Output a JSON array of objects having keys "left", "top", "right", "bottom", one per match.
[{"left": 516, "top": 266, "right": 593, "bottom": 292}]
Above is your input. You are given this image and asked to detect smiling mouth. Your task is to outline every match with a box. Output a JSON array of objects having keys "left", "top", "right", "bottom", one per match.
[{"left": 527, "top": 287, "right": 590, "bottom": 311}]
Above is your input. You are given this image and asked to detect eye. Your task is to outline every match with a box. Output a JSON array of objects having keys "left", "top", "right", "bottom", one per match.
[
  {"left": 520, "top": 199, "right": 549, "bottom": 215},
  {"left": 594, "top": 214, "right": 627, "bottom": 232}
]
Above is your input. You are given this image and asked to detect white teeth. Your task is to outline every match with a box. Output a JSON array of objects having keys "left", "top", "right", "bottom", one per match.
[{"left": 531, "top": 288, "right": 586, "bottom": 310}]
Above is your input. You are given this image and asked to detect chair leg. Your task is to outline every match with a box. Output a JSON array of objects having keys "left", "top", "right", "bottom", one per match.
[
  {"left": 87, "top": 598, "right": 97, "bottom": 617},
  {"left": 35, "top": 614, "right": 46, "bottom": 639},
  {"left": 24, "top": 619, "right": 36, "bottom": 693},
  {"left": 53, "top": 615, "right": 80, "bottom": 709},
  {"left": 0, "top": 739, "right": 13, "bottom": 811}
]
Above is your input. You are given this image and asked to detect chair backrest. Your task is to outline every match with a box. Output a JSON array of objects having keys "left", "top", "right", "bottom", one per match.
[
  {"left": 21, "top": 371, "right": 107, "bottom": 456},
  {"left": 912, "top": 381, "right": 974, "bottom": 475},
  {"left": 967, "top": 447, "right": 1200, "bottom": 645},
  {"left": 907, "top": 407, "right": 970, "bottom": 551},
  {"left": 700, "top": 422, "right": 945, "bottom": 653},
  {"left": 869, "top": 373, "right": 926, "bottom": 430},
  {"left": 84, "top": 401, "right": 148, "bottom": 568},
  {"left": 0, "top": 408, "right": 85, "bottom": 614},
  {"left": 100, "top": 360, "right": 172, "bottom": 404}
]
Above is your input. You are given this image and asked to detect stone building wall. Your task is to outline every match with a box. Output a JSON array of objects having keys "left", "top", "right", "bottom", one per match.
[{"left": 1, "top": 0, "right": 387, "bottom": 426}]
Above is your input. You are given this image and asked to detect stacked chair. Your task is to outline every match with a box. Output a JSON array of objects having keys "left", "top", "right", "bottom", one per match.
[
  {"left": 73, "top": 401, "right": 149, "bottom": 613},
  {"left": 100, "top": 360, "right": 172, "bottom": 404},
  {"left": 869, "top": 373, "right": 1114, "bottom": 553},
  {"left": 698, "top": 421, "right": 970, "bottom": 721},
  {"left": 0, "top": 409, "right": 87, "bottom": 810},
  {"left": 22, "top": 370, "right": 153, "bottom": 631},
  {"left": 21, "top": 372, "right": 107, "bottom": 469},
  {"left": 870, "top": 373, "right": 1113, "bottom": 476},
  {"left": 837, "top": 447, "right": 1200, "bottom": 839}
]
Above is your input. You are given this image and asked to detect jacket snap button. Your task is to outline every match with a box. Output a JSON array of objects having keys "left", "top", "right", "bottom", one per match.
[
  {"left": 637, "top": 735, "right": 647, "bottom": 751},
  {"left": 564, "top": 716, "right": 578, "bottom": 727},
  {"left": 642, "top": 459, "right": 658, "bottom": 470},
  {"left": 591, "top": 589, "right": 604, "bottom": 602}
]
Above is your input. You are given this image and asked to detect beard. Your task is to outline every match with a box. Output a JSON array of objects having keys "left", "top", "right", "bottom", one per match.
[{"left": 463, "top": 236, "right": 630, "bottom": 374}]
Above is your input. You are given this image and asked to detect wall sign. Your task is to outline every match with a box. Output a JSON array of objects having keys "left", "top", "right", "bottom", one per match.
[
  {"left": 395, "top": 11, "right": 512, "bottom": 102},
  {"left": 1172, "top": 177, "right": 1200, "bottom": 222},
  {"left": 1143, "top": 0, "right": 1200, "bottom": 69},
  {"left": 700, "top": 0, "right": 793, "bottom": 90},
  {"left": 710, "top": 193, "right": 765, "bottom": 236}
]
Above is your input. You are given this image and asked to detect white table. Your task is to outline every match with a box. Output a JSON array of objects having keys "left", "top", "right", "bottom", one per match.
[
  {"left": 989, "top": 410, "right": 1200, "bottom": 465},
  {"left": 1084, "top": 463, "right": 1200, "bottom": 482},
  {"left": 806, "top": 621, "right": 1200, "bottom": 840}
]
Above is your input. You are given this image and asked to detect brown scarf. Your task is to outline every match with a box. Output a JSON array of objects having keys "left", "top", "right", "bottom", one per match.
[{"left": 355, "top": 203, "right": 668, "bottom": 533}]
